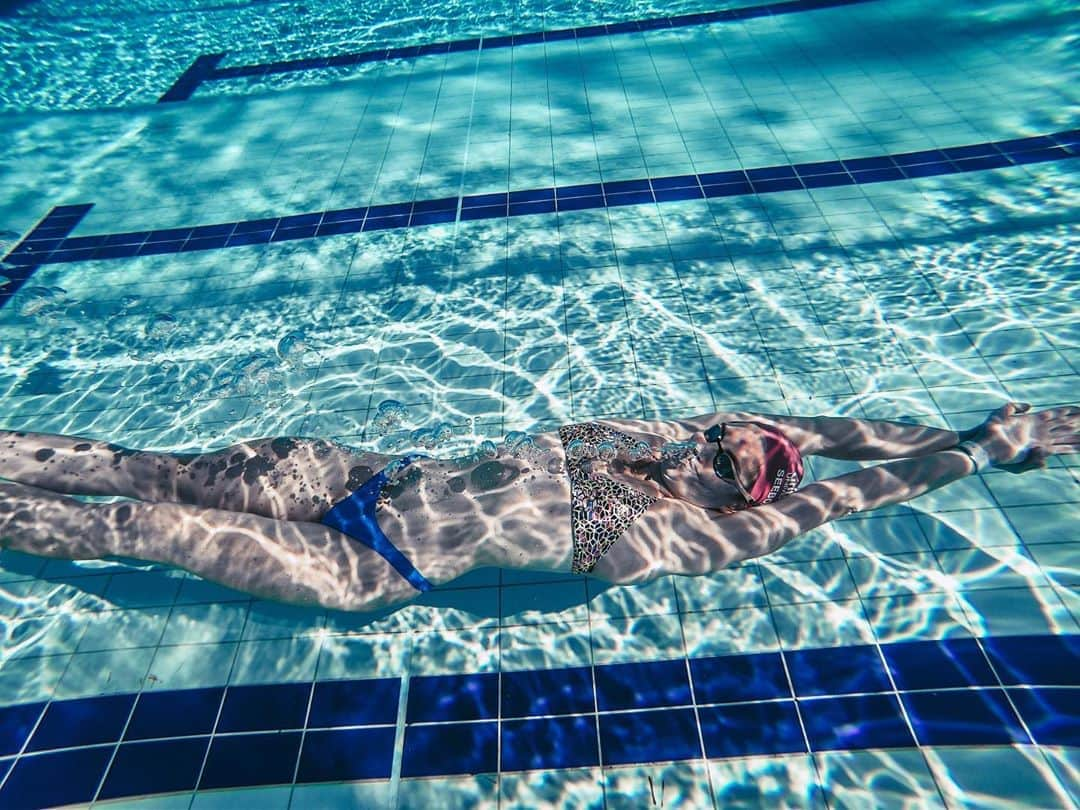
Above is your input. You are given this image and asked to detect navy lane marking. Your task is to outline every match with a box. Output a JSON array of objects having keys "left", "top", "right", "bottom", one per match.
[
  {"left": 0, "top": 633, "right": 1075, "bottom": 806},
  {"left": 159, "top": 0, "right": 874, "bottom": 103},
  {"left": 0, "top": 204, "right": 93, "bottom": 308},
  {"left": 158, "top": 54, "right": 227, "bottom": 103},
  {"left": 3, "top": 129, "right": 1075, "bottom": 307}
]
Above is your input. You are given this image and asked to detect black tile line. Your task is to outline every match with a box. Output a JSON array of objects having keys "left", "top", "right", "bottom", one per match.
[
  {"left": 0, "top": 633, "right": 1074, "bottom": 805},
  {"left": 3, "top": 130, "right": 1075, "bottom": 306},
  {"left": 158, "top": 0, "right": 875, "bottom": 103}
]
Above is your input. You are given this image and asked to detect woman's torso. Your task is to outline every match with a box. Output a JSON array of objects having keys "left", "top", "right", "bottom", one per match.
[{"left": 221, "top": 421, "right": 729, "bottom": 587}]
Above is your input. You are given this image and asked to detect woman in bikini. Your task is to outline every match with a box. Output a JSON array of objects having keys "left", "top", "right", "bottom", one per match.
[{"left": 0, "top": 402, "right": 1075, "bottom": 612}]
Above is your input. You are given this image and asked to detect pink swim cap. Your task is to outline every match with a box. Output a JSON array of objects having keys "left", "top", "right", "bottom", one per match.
[{"left": 745, "top": 422, "right": 804, "bottom": 505}]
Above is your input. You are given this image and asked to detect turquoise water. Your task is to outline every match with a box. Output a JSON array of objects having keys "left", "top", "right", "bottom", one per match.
[{"left": 0, "top": 0, "right": 1078, "bottom": 807}]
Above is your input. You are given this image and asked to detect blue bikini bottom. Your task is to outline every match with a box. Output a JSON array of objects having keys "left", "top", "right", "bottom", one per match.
[{"left": 320, "top": 453, "right": 433, "bottom": 592}]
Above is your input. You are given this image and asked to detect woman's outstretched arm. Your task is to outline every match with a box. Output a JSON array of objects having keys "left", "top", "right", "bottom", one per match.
[
  {"left": 710, "top": 447, "right": 978, "bottom": 566},
  {"left": 709, "top": 403, "right": 1078, "bottom": 567},
  {"left": 598, "top": 404, "right": 1077, "bottom": 583},
  {"left": 679, "top": 412, "right": 964, "bottom": 460}
]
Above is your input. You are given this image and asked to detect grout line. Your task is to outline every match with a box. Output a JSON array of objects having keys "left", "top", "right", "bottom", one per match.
[{"left": 387, "top": 639, "right": 413, "bottom": 810}]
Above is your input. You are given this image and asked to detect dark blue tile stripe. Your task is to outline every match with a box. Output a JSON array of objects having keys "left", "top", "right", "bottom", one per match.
[
  {"left": 158, "top": 53, "right": 226, "bottom": 103},
  {"left": 0, "top": 633, "right": 1074, "bottom": 804},
  {"left": 0, "top": 204, "right": 93, "bottom": 309},
  {"left": 6, "top": 129, "right": 1074, "bottom": 308},
  {"left": 159, "top": 0, "right": 875, "bottom": 103}
]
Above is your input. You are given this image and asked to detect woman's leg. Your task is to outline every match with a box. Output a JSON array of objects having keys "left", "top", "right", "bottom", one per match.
[
  {"left": 0, "top": 480, "right": 419, "bottom": 612},
  {"left": 0, "top": 431, "right": 387, "bottom": 521}
]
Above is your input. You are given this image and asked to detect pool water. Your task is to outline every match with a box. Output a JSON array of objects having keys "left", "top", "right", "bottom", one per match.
[{"left": 0, "top": 0, "right": 1077, "bottom": 807}]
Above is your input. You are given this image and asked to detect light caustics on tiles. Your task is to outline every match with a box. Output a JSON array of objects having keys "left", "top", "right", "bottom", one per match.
[
  {"left": 2, "top": 130, "right": 1076, "bottom": 310},
  {"left": 0, "top": 634, "right": 1075, "bottom": 807},
  {"left": 158, "top": 0, "right": 877, "bottom": 103}
]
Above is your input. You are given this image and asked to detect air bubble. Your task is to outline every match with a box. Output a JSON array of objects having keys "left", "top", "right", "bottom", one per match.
[
  {"left": 546, "top": 457, "right": 564, "bottom": 475},
  {"left": 371, "top": 399, "right": 408, "bottom": 434},
  {"left": 383, "top": 457, "right": 411, "bottom": 482},
  {"left": 660, "top": 441, "right": 698, "bottom": 465},
  {"left": 596, "top": 441, "right": 617, "bottom": 462},
  {"left": 627, "top": 441, "right": 653, "bottom": 462},
  {"left": 277, "top": 330, "right": 317, "bottom": 368},
  {"left": 144, "top": 312, "right": 178, "bottom": 340},
  {"left": 566, "top": 439, "right": 586, "bottom": 460},
  {"left": 513, "top": 437, "right": 539, "bottom": 459},
  {"left": 478, "top": 440, "right": 498, "bottom": 458},
  {"left": 504, "top": 431, "right": 528, "bottom": 453},
  {"left": 18, "top": 285, "right": 64, "bottom": 317},
  {"left": 410, "top": 427, "right": 436, "bottom": 449}
]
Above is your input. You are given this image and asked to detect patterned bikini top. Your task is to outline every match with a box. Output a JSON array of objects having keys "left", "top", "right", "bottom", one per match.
[{"left": 558, "top": 422, "right": 658, "bottom": 574}]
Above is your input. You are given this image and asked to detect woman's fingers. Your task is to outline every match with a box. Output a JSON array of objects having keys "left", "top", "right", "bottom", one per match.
[{"left": 998, "top": 446, "right": 1049, "bottom": 475}]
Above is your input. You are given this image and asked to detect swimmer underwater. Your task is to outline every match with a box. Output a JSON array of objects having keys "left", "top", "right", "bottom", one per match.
[{"left": 0, "top": 402, "right": 1076, "bottom": 612}]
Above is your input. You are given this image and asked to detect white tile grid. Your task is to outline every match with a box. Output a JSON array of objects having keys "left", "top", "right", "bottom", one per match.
[
  {"left": 3, "top": 177, "right": 1077, "bottom": 808},
  {"left": 44, "top": 0, "right": 1076, "bottom": 241},
  {"left": 3, "top": 9, "right": 1080, "bottom": 810}
]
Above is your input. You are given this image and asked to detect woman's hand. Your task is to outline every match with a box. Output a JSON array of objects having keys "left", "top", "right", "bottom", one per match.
[{"left": 970, "top": 402, "right": 1080, "bottom": 473}]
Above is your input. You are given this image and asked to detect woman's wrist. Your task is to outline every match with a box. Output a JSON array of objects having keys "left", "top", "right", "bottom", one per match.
[
  {"left": 953, "top": 440, "right": 993, "bottom": 473},
  {"left": 955, "top": 426, "right": 981, "bottom": 444}
]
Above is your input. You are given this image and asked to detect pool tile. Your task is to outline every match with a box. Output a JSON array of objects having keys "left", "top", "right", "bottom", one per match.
[
  {"left": 217, "top": 682, "right": 310, "bottom": 732},
  {"left": 401, "top": 721, "right": 498, "bottom": 777},
  {"left": 0, "top": 702, "right": 44, "bottom": 756},
  {"left": 785, "top": 644, "right": 891, "bottom": 697},
  {"left": 815, "top": 749, "right": 943, "bottom": 809},
  {"left": 902, "top": 688, "right": 1027, "bottom": 745},
  {"left": 406, "top": 671, "right": 499, "bottom": 722},
  {"left": 295, "top": 727, "right": 396, "bottom": 782},
  {"left": 598, "top": 707, "right": 701, "bottom": 765},
  {"left": 501, "top": 665, "right": 595, "bottom": 718},
  {"left": 190, "top": 785, "right": 293, "bottom": 809},
  {"left": 99, "top": 737, "right": 209, "bottom": 800},
  {"left": 308, "top": 677, "right": 400, "bottom": 727},
  {"left": 501, "top": 715, "right": 599, "bottom": 771},
  {"left": 594, "top": 658, "right": 691, "bottom": 711},
  {"left": 882, "top": 637, "right": 996, "bottom": 691},
  {"left": 983, "top": 634, "right": 1080, "bottom": 686},
  {"left": 927, "top": 746, "right": 1074, "bottom": 810},
  {"left": 710, "top": 754, "right": 825, "bottom": 809},
  {"left": 1008, "top": 687, "right": 1079, "bottom": 746},
  {"left": 800, "top": 694, "right": 914, "bottom": 751},
  {"left": 690, "top": 651, "right": 791, "bottom": 704},
  {"left": 199, "top": 732, "right": 302, "bottom": 789},
  {"left": 26, "top": 692, "right": 134, "bottom": 751},
  {"left": 125, "top": 686, "right": 224, "bottom": 740},
  {"left": 699, "top": 700, "right": 806, "bottom": 758},
  {"left": 0, "top": 746, "right": 113, "bottom": 809}
]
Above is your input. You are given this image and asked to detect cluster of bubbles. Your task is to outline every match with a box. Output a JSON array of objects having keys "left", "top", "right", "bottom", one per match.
[
  {"left": 410, "top": 422, "right": 454, "bottom": 450},
  {"left": 17, "top": 285, "right": 68, "bottom": 319},
  {"left": 370, "top": 399, "right": 409, "bottom": 434},
  {"left": 275, "top": 330, "right": 322, "bottom": 370},
  {"left": 659, "top": 440, "right": 700, "bottom": 465},
  {"left": 565, "top": 433, "right": 656, "bottom": 465},
  {"left": 368, "top": 399, "right": 561, "bottom": 470}
]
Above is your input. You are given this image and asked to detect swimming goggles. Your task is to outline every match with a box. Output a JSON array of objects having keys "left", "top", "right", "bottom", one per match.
[{"left": 704, "top": 423, "right": 750, "bottom": 502}]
